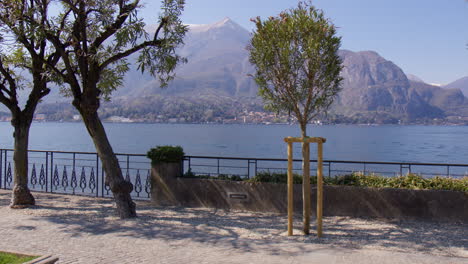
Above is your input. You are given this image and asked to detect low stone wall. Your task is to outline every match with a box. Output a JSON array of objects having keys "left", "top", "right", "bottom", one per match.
[{"left": 151, "top": 166, "right": 468, "bottom": 221}]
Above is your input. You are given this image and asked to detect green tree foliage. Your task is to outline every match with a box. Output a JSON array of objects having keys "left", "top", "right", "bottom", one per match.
[
  {"left": 248, "top": 1, "right": 343, "bottom": 235},
  {"left": 29, "top": 0, "right": 188, "bottom": 218},
  {"left": 248, "top": 1, "right": 343, "bottom": 136},
  {"left": 0, "top": 0, "right": 60, "bottom": 207}
]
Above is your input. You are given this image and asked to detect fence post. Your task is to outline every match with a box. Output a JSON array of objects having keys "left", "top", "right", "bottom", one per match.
[
  {"left": 4, "top": 150, "right": 7, "bottom": 190},
  {"left": 254, "top": 159, "right": 258, "bottom": 178},
  {"left": 45, "top": 152, "right": 48, "bottom": 192},
  {"left": 50, "top": 152, "right": 53, "bottom": 193},
  {"left": 101, "top": 166, "right": 105, "bottom": 197},
  {"left": 188, "top": 157, "right": 191, "bottom": 173},
  {"left": 96, "top": 154, "right": 99, "bottom": 197},
  {"left": 0, "top": 149, "right": 3, "bottom": 189}
]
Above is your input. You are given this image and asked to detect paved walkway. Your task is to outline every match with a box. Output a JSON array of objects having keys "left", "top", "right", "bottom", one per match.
[{"left": 0, "top": 190, "right": 466, "bottom": 264}]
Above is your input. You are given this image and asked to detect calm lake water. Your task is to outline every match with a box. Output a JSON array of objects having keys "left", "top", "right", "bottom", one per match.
[{"left": 0, "top": 122, "right": 468, "bottom": 164}]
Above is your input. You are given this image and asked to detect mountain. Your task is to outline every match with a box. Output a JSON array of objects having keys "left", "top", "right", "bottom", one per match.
[
  {"left": 28, "top": 18, "right": 468, "bottom": 124},
  {"left": 409, "top": 81, "right": 468, "bottom": 116},
  {"left": 444, "top": 76, "right": 468, "bottom": 97},
  {"left": 118, "top": 17, "right": 257, "bottom": 99},
  {"left": 406, "top": 74, "right": 425, "bottom": 83},
  {"left": 332, "top": 50, "right": 445, "bottom": 121}
]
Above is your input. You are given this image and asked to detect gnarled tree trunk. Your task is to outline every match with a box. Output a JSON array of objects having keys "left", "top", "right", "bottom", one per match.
[
  {"left": 10, "top": 116, "right": 35, "bottom": 208},
  {"left": 80, "top": 109, "right": 136, "bottom": 218}
]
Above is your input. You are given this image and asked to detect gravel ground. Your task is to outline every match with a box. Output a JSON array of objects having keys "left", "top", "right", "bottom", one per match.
[{"left": 0, "top": 190, "right": 466, "bottom": 263}]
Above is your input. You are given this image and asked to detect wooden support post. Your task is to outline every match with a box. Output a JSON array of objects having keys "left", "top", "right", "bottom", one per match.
[
  {"left": 317, "top": 141, "right": 324, "bottom": 238},
  {"left": 287, "top": 142, "right": 293, "bottom": 236},
  {"left": 284, "top": 136, "right": 326, "bottom": 237},
  {"left": 302, "top": 141, "right": 310, "bottom": 235}
]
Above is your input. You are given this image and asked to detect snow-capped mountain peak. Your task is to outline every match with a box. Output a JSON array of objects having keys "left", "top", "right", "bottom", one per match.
[{"left": 186, "top": 17, "right": 247, "bottom": 34}]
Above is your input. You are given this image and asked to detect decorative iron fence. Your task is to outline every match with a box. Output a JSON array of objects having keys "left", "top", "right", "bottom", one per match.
[
  {"left": 0, "top": 149, "right": 466, "bottom": 200},
  {"left": 0, "top": 149, "right": 151, "bottom": 199}
]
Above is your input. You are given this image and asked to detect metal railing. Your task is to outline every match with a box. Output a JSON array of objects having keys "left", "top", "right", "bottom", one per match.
[
  {"left": 0, "top": 149, "right": 151, "bottom": 199},
  {"left": 1, "top": 149, "right": 466, "bottom": 200},
  {"left": 183, "top": 156, "right": 468, "bottom": 179}
]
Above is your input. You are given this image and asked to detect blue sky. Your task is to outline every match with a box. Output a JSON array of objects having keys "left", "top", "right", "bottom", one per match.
[{"left": 140, "top": 0, "right": 468, "bottom": 85}]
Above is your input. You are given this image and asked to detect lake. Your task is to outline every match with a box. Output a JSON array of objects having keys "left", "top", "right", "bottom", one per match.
[{"left": 1, "top": 122, "right": 467, "bottom": 164}]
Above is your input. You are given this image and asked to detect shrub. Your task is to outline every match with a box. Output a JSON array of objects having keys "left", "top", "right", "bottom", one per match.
[
  {"left": 147, "top": 145, "right": 185, "bottom": 165},
  {"left": 247, "top": 171, "right": 467, "bottom": 192},
  {"left": 249, "top": 171, "right": 302, "bottom": 184}
]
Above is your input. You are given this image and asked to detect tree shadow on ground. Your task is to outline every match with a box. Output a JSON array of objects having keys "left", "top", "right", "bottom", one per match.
[{"left": 0, "top": 191, "right": 466, "bottom": 258}]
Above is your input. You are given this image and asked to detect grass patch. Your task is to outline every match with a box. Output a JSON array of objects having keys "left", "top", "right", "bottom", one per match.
[
  {"left": 248, "top": 172, "right": 468, "bottom": 192},
  {"left": 0, "top": 251, "right": 37, "bottom": 264}
]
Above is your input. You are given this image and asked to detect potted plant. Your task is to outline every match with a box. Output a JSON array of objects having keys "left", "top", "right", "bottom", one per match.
[
  {"left": 147, "top": 145, "right": 185, "bottom": 180},
  {"left": 147, "top": 146, "right": 185, "bottom": 205}
]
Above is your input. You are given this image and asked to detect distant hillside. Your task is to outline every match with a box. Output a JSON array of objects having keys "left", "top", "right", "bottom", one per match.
[
  {"left": 444, "top": 76, "right": 468, "bottom": 97},
  {"left": 29, "top": 18, "right": 468, "bottom": 124},
  {"left": 332, "top": 50, "right": 445, "bottom": 121}
]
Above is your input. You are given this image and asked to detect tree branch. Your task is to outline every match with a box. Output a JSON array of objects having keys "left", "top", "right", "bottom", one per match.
[
  {"left": 99, "top": 39, "right": 161, "bottom": 70},
  {"left": 91, "top": 0, "right": 139, "bottom": 51},
  {"left": 0, "top": 58, "right": 18, "bottom": 101},
  {"left": 59, "top": 0, "right": 79, "bottom": 14},
  {"left": 45, "top": 32, "right": 82, "bottom": 98},
  {"left": 0, "top": 89, "right": 14, "bottom": 111},
  {"left": 153, "top": 18, "right": 166, "bottom": 42}
]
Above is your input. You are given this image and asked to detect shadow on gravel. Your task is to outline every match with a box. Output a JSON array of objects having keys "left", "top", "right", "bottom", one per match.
[
  {"left": 0, "top": 192, "right": 10, "bottom": 205},
  {"left": 1, "top": 191, "right": 466, "bottom": 257}
]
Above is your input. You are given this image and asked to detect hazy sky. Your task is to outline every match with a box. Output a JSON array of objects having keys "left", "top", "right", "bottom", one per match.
[{"left": 140, "top": 0, "right": 468, "bottom": 85}]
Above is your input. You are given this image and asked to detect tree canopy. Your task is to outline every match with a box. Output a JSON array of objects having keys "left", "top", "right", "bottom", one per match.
[
  {"left": 6, "top": 0, "right": 189, "bottom": 218},
  {"left": 0, "top": 0, "right": 61, "bottom": 207},
  {"left": 248, "top": 1, "right": 343, "bottom": 136}
]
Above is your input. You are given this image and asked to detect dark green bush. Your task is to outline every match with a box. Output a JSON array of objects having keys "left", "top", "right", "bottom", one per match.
[
  {"left": 147, "top": 145, "right": 185, "bottom": 165},
  {"left": 249, "top": 171, "right": 302, "bottom": 184}
]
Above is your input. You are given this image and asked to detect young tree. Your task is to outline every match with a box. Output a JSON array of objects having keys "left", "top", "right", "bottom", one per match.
[
  {"left": 248, "top": 1, "right": 343, "bottom": 234},
  {"left": 0, "top": 0, "right": 59, "bottom": 208},
  {"left": 38, "top": 0, "right": 187, "bottom": 218}
]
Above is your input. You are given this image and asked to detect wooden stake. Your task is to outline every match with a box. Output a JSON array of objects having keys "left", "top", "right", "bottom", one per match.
[
  {"left": 317, "top": 141, "right": 323, "bottom": 238},
  {"left": 284, "top": 136, "right": 326, "bottom": 237},
  {"left": 287, "top": 142, "right": 293, "bottom": 236},
  {"left": 303, "top": 141, "right": 311, "bottom": 235}
]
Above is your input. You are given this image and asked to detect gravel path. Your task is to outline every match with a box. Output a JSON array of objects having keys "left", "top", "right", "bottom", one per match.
[{"left": 0, "top": 190, "right": 466, "bottom": 263}]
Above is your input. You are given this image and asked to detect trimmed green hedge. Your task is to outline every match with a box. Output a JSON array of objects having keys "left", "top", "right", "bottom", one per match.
[
  {"left": 249, "top": 172, "right": 468, "bottom": 192},
  {"left": 147, "top": 146, "right": 185, "bottom": 165}
]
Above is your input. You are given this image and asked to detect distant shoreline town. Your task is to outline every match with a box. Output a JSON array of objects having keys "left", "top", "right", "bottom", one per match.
[{"left": 1, "top": 110, "right": 467, "bottom": 126}]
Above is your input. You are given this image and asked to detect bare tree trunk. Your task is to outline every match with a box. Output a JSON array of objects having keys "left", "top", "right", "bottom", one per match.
[
  {"left": 10, "top": 120, "right": 35, "bottom": 208},
  {"left": 81, "top": 111, "right": 136, "bottom": 218},
  {"left": 301, "top": 123, "right": 311, "bottom": 235}
]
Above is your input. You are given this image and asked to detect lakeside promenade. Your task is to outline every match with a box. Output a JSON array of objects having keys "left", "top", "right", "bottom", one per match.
[{"left": 0, "top": 190, "right": 466, "bottom": 263}]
